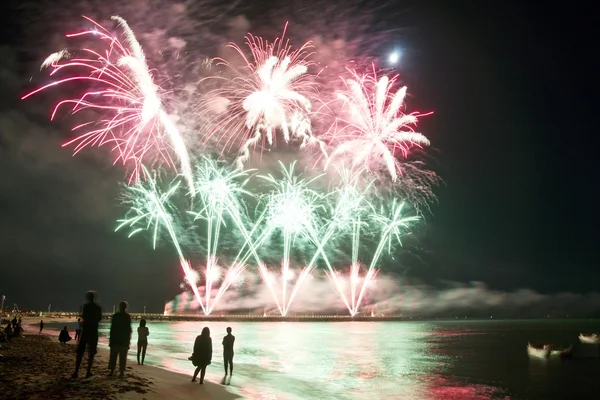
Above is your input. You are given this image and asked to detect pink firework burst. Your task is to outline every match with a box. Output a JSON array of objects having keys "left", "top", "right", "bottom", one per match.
[
  {"left": 325, "top": 69, "right": 432, "bottom": 182},
  {"left": 22, "top": 16, "right": 193, "bottom": 192},
  {"left": 202, "top": 23, "right": 325, "bottom": 169}
]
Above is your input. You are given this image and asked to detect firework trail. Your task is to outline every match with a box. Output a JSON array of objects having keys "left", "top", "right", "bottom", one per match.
[
  {"left": 202, "top": 25, "right": 326, "bottom": 169},
  {"left": 22, "top": 16, "right": 194, "bottom": 194},
  {"left": 350, "top": 200, "right": 418, "bottom": 314},
  {"left": 307, "top": 168, "right": 417, "bottom": 316},
  {"left": 258, "top": 161, "right": 325, "bottom": 315},
  {"left": 299, "top": 165, "right": 374, "bottom": 314},
  {"left": 188, "top": 157, "right": 259, "bottom": 314},
  {"left": 324, "top": 175, "right": 372, "bottom": 314},
  {"left": 115, "top": 166, "right": 205, "bottom": 313},
  {"left": 324, "top": 69, "right": 430, "bottom": 183}
]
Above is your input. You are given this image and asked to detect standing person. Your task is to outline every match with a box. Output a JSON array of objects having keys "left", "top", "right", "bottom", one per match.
[
  {"left": 222, "top": 327, "right": 235, "bottom": 377},
  {"left": 190, "top": 327, "right": 212, "bottom": 384},
  {"left": 108, "top": 301, "right": 132, "bottom": 377},
  {"left": 39, "top": 320, "right": 44, "bottom": 333},
  {"left": 72, "top": 291, "right": 102, "bottom": 379},
  {"left": 137, "top": 319, "right": 149, "bottom": 365},
  {"left": 75, "top": 318, "right": 82, "bottom": 341}
]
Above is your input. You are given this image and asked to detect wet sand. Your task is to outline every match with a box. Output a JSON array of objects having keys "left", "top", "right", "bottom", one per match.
[{"left": 0, "top": 320, "right": 239, "bottom": 400}]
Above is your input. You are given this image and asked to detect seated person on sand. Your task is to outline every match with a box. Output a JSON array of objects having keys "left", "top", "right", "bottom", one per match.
[
  {"left": 4, "top": 324, "right": 20, "bottom": 337},
  {"left": 59, "top": 326, "right": 72, "bottom": 344}
]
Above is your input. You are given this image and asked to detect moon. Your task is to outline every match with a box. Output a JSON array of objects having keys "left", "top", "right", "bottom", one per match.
[{"left": 388, "top": 50, "right": 401, "bottom": 65}]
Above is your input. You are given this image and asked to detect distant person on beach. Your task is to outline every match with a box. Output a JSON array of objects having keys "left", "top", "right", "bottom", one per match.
[
  {"left": 39, "top": 320, "right": 44, "bottom": 334},
  {"left": 72, "top": 290, "right": 102, "bottom": 379},
  {"left": 11, "top": 317, "right": 17, "bottom": 329},
  {"left": 222, "top": 327, "right": 235, "bottom": 377},
  {"left": 137, "top": 319, "right": 149, "bottom": 365},
  {"left": 59, "top": 326, "right": 72, "bottom": 344},
  {"left": 15, "top": 322, "right": 23, "bottom": 335},
  {"left": 4, "top": 324, "right": 13, "bottom": 338},
  {"left": 75, "top": 318, "right": 82, "bottom": 341},
  {"left": 108, "top": 301, "right": 132, "bottom": 377},
  {"left": 190, "top": 327, "right": 212, "bottom": 384}
]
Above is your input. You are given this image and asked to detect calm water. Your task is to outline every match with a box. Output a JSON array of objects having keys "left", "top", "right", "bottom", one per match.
[{"left": 89, "top": 319, "right": 600, "bottom": 399}]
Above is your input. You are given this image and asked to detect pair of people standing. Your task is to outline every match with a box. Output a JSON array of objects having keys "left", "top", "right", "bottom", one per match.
[
  {"left": 71, "top": 292, "right": 150, "bottom": 379},
  {"left": 107, "top": 303, "right": 151, "bottom": 375},
  {"left": 190, "top": 327, "right": 235, "bottom": 384}
]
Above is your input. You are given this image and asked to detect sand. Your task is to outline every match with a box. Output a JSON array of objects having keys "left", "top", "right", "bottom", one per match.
[{"left": 0, "top": 320, "right": 240, "bottom": 400}]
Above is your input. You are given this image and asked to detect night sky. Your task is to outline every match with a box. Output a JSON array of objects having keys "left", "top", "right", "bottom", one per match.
[{"left": 1, "top": 0, "right": 598, "bottom": 313}]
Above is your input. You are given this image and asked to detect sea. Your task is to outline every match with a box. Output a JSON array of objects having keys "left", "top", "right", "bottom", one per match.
[{"left": 65, "top": 319, "right": 600, "bottom": 399}]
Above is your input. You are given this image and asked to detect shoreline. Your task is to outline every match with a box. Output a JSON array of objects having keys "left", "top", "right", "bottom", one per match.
[
  {"left": 1, "top": 319, "right": 240, "bottom": 400},
  {"left": 17, "top": 313, "right": 405, "bottom": 322}
]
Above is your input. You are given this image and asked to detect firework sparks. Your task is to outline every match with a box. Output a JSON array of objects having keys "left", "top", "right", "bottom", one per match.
[
  {"left": 202, "top": 25, "right": 326, "bottom": 169},
  {"left": 25, "top": 13, "right": 437, "bottom": 317},
  {"left": 22, "top": 16, "right": 194, "bottom": 193},
  {"left": 305, "top": 167, "right": 417, "bottom": 316},
  {"left": 115, "top": 166, "right": 205, "bottom": 313},
  {"left": 325, "top": 69, "right": 430, "bottom": 182},
  {"left": 299, "top": 165, "right": 374, "bottom": 314},
  {"left": 187, "top": 157, "right": 259, "bottom": 314},
  {"left": 258, "top": 161, "right": 325, "bottom": 315},
  {"left": 352, "top": 199, "right": 418, "bottom": 312}
]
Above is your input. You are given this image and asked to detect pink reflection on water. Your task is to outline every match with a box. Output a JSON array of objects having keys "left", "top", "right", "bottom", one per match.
[{"left": 425, "top": 376, "right": 510, "bottom": 400}]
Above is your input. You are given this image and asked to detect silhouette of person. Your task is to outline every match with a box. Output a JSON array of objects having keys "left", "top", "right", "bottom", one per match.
[
  {"left": 72, "top": 290, "right": 102, "bottom": 379},
  {"left": 137, "top": 319, "right": 149, "bottom": 365},
  {"left": 39, "top": 320, "right": 44, "bottom": 333},
  {"left": 59, "top": 326, "right": 72, "bottom": 344},
  {"left": 222, "top": 327, "right": 235, "bottom": 376},
  {"left": 191, "top": 327, "right": 212, "bottom": 384},
  {"left": 108, "top": 301, "right": 132, "bottom": 377},
  {"left": 11, "top": 317, "right": 17, "bottom": 329},
  {"left": 4, "top": 324, "right": 13, "bottom": 338},
  {"left": 75, "top": 318, "right": 82, "bottom": 341}
]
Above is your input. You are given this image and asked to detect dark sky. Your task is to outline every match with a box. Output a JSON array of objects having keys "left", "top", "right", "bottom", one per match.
[
  {"left": 1, "top": 0, "right": 598, "bottom": 313},
  {"left": 405, "top": 1, "right": 599, "bottom": 292}
]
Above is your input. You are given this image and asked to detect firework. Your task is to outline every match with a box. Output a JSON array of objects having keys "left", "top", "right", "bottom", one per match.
[
  {"left": 324, "top": 69, "right": 430, "bottom": 183},
  {"left": 307, "top": 167, "right": 418, "bottom": 316},
  {"left": 22, "top": 16, "right": 194, "bottom": 193},
  {"left": 326, "top": 264, "right": 379, "bottom": 316},
  {"left": 258, "top": 161, "right": 325, "bottom": 315},
  {"left": 202, "top": 25, "right": 325, "bottom": 169},
  {"left": 301, "top": 165, "right": 374, "bottom": 314},
  {"left": 187, "top": 157, "right": 257, "bottom": 314},
  {"left": 351, "top": 199, "right": 418, "bottom": 313},
  {"left": 115, "top": 166, "right": 205, "bottom": 313}
]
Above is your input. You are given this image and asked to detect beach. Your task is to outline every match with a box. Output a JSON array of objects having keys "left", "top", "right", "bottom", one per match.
[
  {"left": 4, "top": 317, "right": 598, "bottom": 399},
  {"left": 0, "top": 318, "right": 239, "bottom": 400}
]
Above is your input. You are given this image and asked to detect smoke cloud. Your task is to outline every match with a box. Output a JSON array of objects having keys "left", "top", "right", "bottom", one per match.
[{"left": 166, "top": 272, "right": 600, "bottom": 318}]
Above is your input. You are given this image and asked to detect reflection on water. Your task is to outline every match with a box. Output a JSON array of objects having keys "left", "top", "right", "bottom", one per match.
[{"left": 95, "top": 319, "right": 598, "bottom": 399}]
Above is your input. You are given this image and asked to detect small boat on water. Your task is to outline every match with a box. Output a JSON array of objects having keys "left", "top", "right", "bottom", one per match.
[
  {"left": 579, "top": 333, "right": 599, "bottom": 344},
  {"left": 527, "top": 343, "right": 550, "bottom": 358},
  {"left": 550, "top": 344, "right": 573, "bottom": 358}
]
